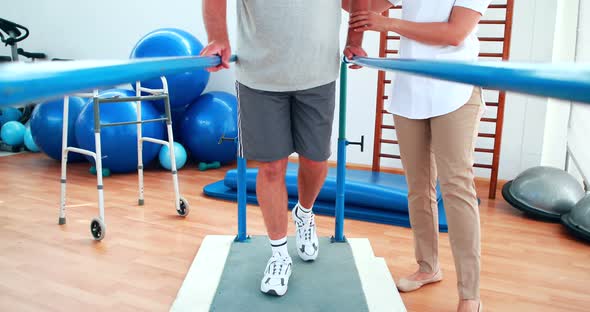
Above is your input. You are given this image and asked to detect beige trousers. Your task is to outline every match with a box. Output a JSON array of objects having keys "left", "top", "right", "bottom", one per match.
[{"left": 393, "top": 87, "right": 484, "bottom": 300}]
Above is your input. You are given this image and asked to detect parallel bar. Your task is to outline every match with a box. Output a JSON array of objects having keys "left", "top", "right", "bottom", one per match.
[
  {"left": 100, "top": 118, "right": 167, "bottom": 127},
  {"left": 486, "top": 102, "right": 499, "bottom": 107},
  {"left": 347, "top": 57, "right": 590, "bottom": 104},
  {"left": 0, "top": 55, "right": 237, "bottom": 107},
  {"left": 385, "top": 50, "right": 399, "bottom": 54},
  {"left": 481, "top": 117, "right": 497, "bottom": 122},
  {"left": 382, "top": 125, "right": 396, "bottom": 130},
  {"left": 236, "top": 157, "right": 248, "bottom": 242},
  {"left": 334, "top": 61, "right": 348, "bottom": 242},
  {"left": 386, "top": 36, "right": 401, "bottom": 40}
]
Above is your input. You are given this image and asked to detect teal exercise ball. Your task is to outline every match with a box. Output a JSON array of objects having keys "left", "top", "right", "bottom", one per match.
[
  {"left": 1, "top": 121, "right": 26, "bottom": 146},
  {"left": 24, "top": 128, "right": 39, "bottom": 152},
  {"left": 130, "top": 28, "right": 210, "bottom": 111},
  {"left": 0, "top": 107, "right": 23, "bottom": 127},
  {"left": 159, "top": 142, "right": 187, "bottom": 170}
]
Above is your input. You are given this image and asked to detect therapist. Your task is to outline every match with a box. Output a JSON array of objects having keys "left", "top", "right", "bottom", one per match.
[{"left": 346, "top": 1, "right": 492, "bottom": 311}]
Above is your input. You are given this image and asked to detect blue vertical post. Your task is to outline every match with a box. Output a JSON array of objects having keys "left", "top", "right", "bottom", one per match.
[
  {"left": 334, "top": 61, "right": 348, "bottom": 242},
  {"left": 235, "top": 156, "right": 248, "bottom": 242}
]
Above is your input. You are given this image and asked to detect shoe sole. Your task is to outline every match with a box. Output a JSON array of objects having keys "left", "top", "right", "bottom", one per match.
[{"left": 261, "top": 288, "right": 287, "bottom": 296}]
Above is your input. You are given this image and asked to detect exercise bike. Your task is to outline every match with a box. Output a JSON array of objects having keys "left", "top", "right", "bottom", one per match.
[{"left": 0, "top": 17, "right": 47, "bottom": 152}]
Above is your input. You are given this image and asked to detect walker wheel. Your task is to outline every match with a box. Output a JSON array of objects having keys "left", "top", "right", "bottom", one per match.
[
  {"left": 177, "top": 197, "right": 190, "bottom": 217},
  {"left": 90, "top": 217, "right": 106, "bottom": 241}
]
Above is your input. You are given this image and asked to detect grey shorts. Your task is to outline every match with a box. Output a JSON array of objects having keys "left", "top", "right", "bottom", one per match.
[{"left": 236, "top": 82, "right": 336, "bottom": 162}]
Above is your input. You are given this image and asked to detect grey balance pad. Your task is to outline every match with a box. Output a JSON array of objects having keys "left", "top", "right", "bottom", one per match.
[{"left": 209, "top": 236, "right": 369, "bottom": 312}]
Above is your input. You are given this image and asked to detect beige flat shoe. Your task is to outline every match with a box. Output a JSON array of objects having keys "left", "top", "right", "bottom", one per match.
[
  {"left": 478, "top": 301, "right": 483, "bottom": 312},
  {"left": 396, "top": 270, "right": 443, "bottom": 292}
]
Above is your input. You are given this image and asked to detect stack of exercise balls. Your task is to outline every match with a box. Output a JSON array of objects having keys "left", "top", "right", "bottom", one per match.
[
  {"left": 25, "top": 28, "right": 237, "bottom": 173},
  {"left": 130, "top": 28, "right": 238, "bottom": 170}
]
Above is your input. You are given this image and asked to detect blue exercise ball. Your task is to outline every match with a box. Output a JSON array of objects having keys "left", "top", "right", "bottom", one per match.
[
  {"left": 0, "top": 107, "right": 23, "bottom": 127},
  {"left": 1, "top": 121, "right": 26, "bottom": 146},
  {"left": 24, "top": 127, "right": 39, "bottom": 152},
  {"left": 130, "top": 28, "right": 210, "bottom": 111},
  {"left": 159, "top": 142, "right": 187, "bottom": 170},
  {"left": 74, "top": 89, "right": 166, "bottom": 173},
  {"left": 181, "top": 92, "right": 238, "bottom": 164},
  {"left": 30, "top": 97, "right": 86, "bottom": 161},
  {"left": 167, "top": 106, "right": 187, "bottom": 143}
]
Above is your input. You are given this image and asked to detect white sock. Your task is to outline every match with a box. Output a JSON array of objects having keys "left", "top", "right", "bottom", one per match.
[
  {"left": 270, "top": 237, "right": 289, "bottom": 257},
  {"left": 295, "top": 202, "right": 312, "bottom": 220}
]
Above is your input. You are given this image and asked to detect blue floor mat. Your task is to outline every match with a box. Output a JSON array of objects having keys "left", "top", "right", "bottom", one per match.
[{"left": 203, "top": 165, "right": 448, "bottom": 232}]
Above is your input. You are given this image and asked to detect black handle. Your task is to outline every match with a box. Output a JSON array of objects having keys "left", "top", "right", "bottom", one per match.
[
  {"left": 17, "top": 48, "right": 46, "bottom": 60},
  {"left": 0, "top": 18, "right": 29, "bottom": 45},
  {"left": 346, "top": 135, "right": 365, "bottom": 152},
  {"left": 218, "top": 136, "right": 238, "bottom": 144}
]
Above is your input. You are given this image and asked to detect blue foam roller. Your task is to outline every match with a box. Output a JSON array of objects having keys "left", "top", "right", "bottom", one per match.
[
  {"left": 204, "top": 165, "right": 449, "bottom": 232},
  {"left": 223, "top": 164, "right": 443, "bottom": 214}
]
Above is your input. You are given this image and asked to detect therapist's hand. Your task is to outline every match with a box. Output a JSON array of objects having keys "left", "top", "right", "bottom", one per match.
[
  {"left": 343, "top": 45, "right": 367, "bottom": 69},
  {"left": 349, "top": 11, "right": 395, "bottom": 33},
  {"left": 200, "top": 39, "right": 232, "bottom": 72}
]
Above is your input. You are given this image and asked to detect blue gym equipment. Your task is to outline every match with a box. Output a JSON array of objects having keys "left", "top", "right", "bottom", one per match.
[
  {"left": 204, "top": 164, "right": 448, "bottom": 232},
  {"left": 0, "top": 121, "right": 25, "bottom": 146},
  {"left": 159, "top": 142, "right": 188, "bottom": 171},
  {"left": 0, "top": 54, "right": 589, "bottom": 241},
  {"left": 30, "top": 97, "right": 86, "bottom": 161},
  {"left": 180, "top": 92, "right": 238, "bottom": 165},
  {"left": 74, "top": 89, "right": 165, "bottom": 173},
  {"left": 130, "top": 28, "right": 210, "bottom": 111},
  {"left": 23, "top": 127, "right": 39, "bottom": 152}
]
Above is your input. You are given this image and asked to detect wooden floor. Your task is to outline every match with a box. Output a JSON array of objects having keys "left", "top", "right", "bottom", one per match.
[{"left": 0, "top": 153, "right": 589, "bottom": 312}]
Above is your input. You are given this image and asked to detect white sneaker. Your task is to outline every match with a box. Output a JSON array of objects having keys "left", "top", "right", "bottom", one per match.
[
  {"left": 260, "top": 252, "right": 292, "bottom": 296},
  {"left": 292, "top": 206, "right": 319, "bottom": 261}
]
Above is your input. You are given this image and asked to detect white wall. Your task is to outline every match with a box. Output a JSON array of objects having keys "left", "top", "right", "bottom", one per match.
[
  {"left": 540, "top": 0, "right": 579, "bottom": 168},
  {"left": 568, "top": 0, "right": 590, "bottom": 187},
  {"left": 1, "top": 0, "right": 578, "bottom": 181}
]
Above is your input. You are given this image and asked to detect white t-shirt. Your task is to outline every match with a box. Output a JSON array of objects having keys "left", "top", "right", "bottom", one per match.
[
  {"left": 387, "top": 0, "right": 491, "bottom": 119},
  {"left": 236, "top": 1, "right": 341, "bottom": 92}
]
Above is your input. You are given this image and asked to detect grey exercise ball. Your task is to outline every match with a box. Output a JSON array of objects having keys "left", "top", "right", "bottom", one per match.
[
  {"left": 502, "top": 166, "right": 585, "bottom": 221},
  {"left": 562, "top": 194, "right": 590, "bottom": 242}
]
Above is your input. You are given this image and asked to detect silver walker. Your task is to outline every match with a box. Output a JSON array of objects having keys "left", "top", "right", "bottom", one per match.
[{"left": 57, "top": 77, "right": 190, "bottom": 241}]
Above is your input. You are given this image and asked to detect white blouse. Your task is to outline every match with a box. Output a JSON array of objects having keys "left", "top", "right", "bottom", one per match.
[{"left": 386, "top": 0, "right": 491, "bottom": 119}]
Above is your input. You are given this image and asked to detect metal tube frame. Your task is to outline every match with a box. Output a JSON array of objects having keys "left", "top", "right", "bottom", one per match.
[{"left": 58, "top": 77, "right": 185, "bottom": 240}]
